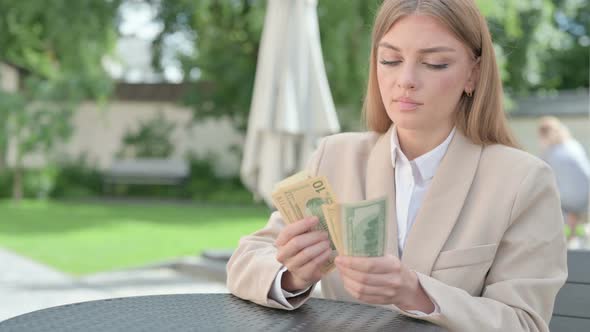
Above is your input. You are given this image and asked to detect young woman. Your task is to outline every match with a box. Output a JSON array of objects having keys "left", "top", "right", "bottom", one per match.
[{"left": 227, "top": 1, "right": 567, "bottom": 330}]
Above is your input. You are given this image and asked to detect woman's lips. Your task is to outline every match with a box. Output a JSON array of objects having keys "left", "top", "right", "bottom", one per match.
[{"left": 396, "top": 100, "right": 421, "bottom": 111}]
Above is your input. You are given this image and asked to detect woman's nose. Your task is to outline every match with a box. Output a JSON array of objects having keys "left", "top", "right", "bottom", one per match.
[{"left": 397, "top": 65, "right": 417, "bottom": 90}]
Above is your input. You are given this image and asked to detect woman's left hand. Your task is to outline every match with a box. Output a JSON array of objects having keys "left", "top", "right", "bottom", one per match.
[{"left": 334, "top": 255, "right": 435, "bottom": 313}]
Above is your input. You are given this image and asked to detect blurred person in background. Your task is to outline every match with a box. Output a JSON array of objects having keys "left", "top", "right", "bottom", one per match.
[{"left": 538, "top": 116, "right": 590, "bottom": 241}]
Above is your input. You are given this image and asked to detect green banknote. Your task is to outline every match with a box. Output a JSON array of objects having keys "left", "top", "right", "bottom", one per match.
[{"left": 341, "top": 197, "right": 387, "bottom": 256}]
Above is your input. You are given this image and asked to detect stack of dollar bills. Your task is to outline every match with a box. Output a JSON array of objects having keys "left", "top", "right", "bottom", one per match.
[{"left": 272, "top": 171, "right": 388, "bottom": 272}]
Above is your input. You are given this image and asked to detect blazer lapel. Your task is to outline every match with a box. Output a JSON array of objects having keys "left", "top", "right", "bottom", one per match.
[
  {"left": 401, "top": 130, "right": 482, "bottom": 275},
  {"left": 365, "top": 125, "right": 399, "bottom": 258}
]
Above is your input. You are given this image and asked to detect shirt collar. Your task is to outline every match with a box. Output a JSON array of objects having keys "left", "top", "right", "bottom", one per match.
[{"left": 390, "top": 125, "right": 456, "bottom": 181}]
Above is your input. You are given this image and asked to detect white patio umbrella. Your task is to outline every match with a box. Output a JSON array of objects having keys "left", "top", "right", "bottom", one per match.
[{"left": 240, "top": 0, "right": 340, "bottom": 206}]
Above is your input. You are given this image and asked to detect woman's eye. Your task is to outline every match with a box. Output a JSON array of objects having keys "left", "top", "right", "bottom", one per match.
[
  {"left": 379, "top": 60, "right": 401, "bottom": 66},
  {"left": 424, "top": 63, "right": 449, "bottom": 70}
]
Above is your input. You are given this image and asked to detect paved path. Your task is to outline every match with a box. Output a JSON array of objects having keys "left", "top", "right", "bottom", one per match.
[{"left": 0, "top": 249, "right": 228, "bottom": 321}]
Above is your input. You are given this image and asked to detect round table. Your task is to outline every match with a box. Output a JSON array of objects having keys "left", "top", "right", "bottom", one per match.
[{"left": 0, "top": 293, "right": 445, "bottom": 331}]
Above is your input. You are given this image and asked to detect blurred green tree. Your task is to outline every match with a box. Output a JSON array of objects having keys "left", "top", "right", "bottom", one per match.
[
  {"left": 477, "top": 0, "right": 589, "bottom": 94},
  {"left": 317, "top": 0, "right": 382, "bottom": 129},
  {"left": 0, "top": 0, "right": 120, "bottom": 200},
  {"left": 117, "top": 112, "right": 175, "bottom": 159},
  {"left": 544, "top": 0, "right": 589, "bottom": 90},
  {"left": 152, "top": 0, "right": 265, "bottom": 131}
]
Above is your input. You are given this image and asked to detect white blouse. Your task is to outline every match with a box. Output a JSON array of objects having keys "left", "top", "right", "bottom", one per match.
[{"left": 391, "top": 126, "right": 455, "bottom": 256}]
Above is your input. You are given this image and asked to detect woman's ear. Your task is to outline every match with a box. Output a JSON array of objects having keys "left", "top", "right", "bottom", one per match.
[{"left": 465, "top": 57, "right": 481, "bottom": 93}]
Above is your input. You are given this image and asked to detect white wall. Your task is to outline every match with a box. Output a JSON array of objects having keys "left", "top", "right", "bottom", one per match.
[{"left": 6, "top": 101, "right": 244, "bottom": 177}]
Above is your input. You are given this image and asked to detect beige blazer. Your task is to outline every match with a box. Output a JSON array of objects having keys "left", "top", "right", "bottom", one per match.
[{"left": 227, "top": 126, "right": 568, "bottom": 332}]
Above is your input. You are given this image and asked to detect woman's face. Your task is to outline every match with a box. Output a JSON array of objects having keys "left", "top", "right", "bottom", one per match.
[{"left": 377, "top": 15, "right": 478, "bottom": 133}]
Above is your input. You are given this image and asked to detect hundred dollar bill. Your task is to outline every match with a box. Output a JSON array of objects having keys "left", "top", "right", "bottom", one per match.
[{"left": 340, "top": 197, "right": 387, "bottom": 257}]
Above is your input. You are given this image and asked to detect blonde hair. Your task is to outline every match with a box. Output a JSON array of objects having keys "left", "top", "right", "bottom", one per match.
[
  {"left": 362, "top": 0, "right": 518, "bottom": 148},
  {"left": 538, "top": 116, "right": 571, "bottom": 146}
]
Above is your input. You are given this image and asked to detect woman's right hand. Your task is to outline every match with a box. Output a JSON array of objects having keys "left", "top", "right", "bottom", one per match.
[{"left": 274, "top": 216, "right": 332, "bottom": 292}]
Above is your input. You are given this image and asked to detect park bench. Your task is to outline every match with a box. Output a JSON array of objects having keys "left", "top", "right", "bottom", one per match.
[
  {"left": 550, "top": 249, "right": 590, "bottom": 331},
  {"left": 103, "top": 159, "right": 190, "bottom": 191}
]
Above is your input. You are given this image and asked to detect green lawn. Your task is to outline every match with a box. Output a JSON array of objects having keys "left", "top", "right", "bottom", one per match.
[{"left": 0, "top": 200, "right": 270, "bottom": 275}]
